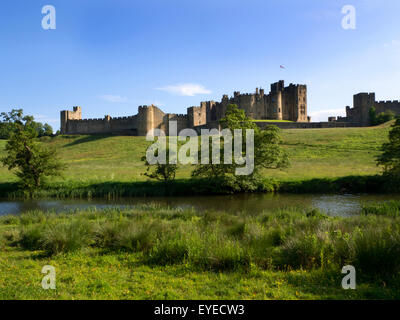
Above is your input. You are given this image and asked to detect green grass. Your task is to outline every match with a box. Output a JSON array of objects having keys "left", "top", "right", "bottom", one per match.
[
  {"left": 1, "top": 204, "right": 400, "bottom": 299},
  {"left": 0, "top": 122, "right": 395, "bottom": 198},
  {"left": 0, "top": 123, "right": 391, "bottom": 183}
]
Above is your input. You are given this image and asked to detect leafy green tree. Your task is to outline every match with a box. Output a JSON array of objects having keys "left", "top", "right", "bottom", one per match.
[
  {"left": 0, "top": 109, "right": 25, "bottom": 139},
  {"left": 219, "top": 104, "right": 257, "bottom": 131},
  {"left": 369, "top": 107, "right": 377, "bottom": 126},
  {"left": 192, "top": 104, "right": 289, "bottom": 190},
  {"left": 370, "top": 107, "right": 396, "bottom": 126},
  {"left": 141, "top": 147, "right": 177, "bottom": 184},
  {"left": 43, "top": 123, "right": 54, "bottom": 136},
  {"left": 1, "top": 109, "right": 54, "bottom": 139},
  {"left": 377, "top": 118, "right": 400, "bottom": 177},
  {"left": 1, "top": 111, "right": 64, "bottom": 189},
  {"left": 376, "top": 110, "right": 395, "bottom": 125}
]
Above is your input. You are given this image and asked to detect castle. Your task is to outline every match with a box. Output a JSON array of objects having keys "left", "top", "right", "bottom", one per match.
[
  {"left": 60, "top": 80, "right": 310, "bottom": 135},
  {"left": 329, "top": 92, "right": 400, "bottom": 126}
]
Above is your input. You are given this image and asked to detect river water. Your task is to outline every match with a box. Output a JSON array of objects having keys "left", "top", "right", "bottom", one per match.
[{"left": 1, "top": 193, "right": 400, "bottom": 217}]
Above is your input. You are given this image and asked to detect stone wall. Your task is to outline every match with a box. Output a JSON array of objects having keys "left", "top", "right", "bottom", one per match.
[
  {"left": 196, "top": 81, "right": 309, "bottom": 124},
  {"left": 253, "top": 121, "right": 359, "bottom": 130},
  {"left": 60, "top": 80, "right": 314, "bottom": 136},
  {"left": 334, "top": 92, "right": 400, "bottom": 126}
]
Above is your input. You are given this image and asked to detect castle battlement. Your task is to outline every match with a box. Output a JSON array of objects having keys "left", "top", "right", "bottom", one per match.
[
  {"left": 60, "top": 80, "right": 309, "bottom": 135},
  {"left": 332, "top": 92, "right": 400, "bottom": 126},
  {"left": 112, "top": 116, "right": 137, "bottom": 120},
  {"left": 377, "top": 100, "right": 400, "bottom": 104}
]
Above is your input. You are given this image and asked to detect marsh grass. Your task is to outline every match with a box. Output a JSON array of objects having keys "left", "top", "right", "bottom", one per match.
[
  {"left": 362, "top": 201, "right": 400, "bottom": 217},
  {"left": 1, "top": 204, "right": 400, "bottom": 279}
]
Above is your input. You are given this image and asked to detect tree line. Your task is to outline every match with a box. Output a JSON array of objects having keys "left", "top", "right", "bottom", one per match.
[{"left": 0, "top": 109, "right": 54, "bottom": 139}]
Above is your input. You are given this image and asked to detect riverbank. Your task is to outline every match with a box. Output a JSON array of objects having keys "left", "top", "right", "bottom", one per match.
[
  {"left": 1, "top": 174, "right": 399, "bottom": 200},
  {"left": 0, "top": 203, "right": 399, "bottom": 299}
]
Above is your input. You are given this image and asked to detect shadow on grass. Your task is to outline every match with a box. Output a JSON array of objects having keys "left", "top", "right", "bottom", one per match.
[
  {"left": 63, "top": 135, "right": 112, "bottom": 147},
  {"left": 0, "top": 175, "right": 399, "bottom": 200}
]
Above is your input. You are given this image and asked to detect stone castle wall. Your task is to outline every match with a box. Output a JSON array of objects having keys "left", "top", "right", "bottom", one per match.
[
  {"left": 61, "top": 80, "right": 312, "bottom": 136},
  {"left": 334, "top": 92, "right": 400, "bottom": 126}
]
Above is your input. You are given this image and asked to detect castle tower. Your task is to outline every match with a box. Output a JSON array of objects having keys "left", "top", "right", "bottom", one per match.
[
  {"left": 137, "top": 104, "right": 165, "bottom": 136},
  {"left": 60, "top": 106, "right": 82, "bottom": 134},
  {"left": 270, "top": 81, "right": 284, "bottom": 120},
  {"left": 353, "top": 93, "right": 376, "bottom": 126}
]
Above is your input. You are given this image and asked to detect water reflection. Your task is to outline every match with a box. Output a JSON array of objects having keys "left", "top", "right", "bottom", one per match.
[{"left": 1, "top": 193, "right": 399, "bottom": 217}]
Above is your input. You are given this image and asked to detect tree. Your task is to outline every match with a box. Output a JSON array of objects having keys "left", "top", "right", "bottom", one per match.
[
  {"left": 219, "top": 104, "right": 257, "bottom": 131},
  {"left": 369, "top": 107, "right": 396, "bottom": 126},
  {"left": 191, "top": 104, "right": 289, "bottom": 191},
  {"left": 376, "top": 110, "right": 395, "bottom": 125},
  {"left": 1, "top": 110, "right": 64, "bottom": 189},
  {"left": 0, "top": 109, "right": 54, "bottom": 139},
  {"left": 43, "top": 123, "right": 53, "bottom": 137},
  {"left": 377, "top": 118, "right": 400, "bottom": 177},
  {"left": 369, "top": 107, "right": 377, "bottom": 126},
  {"left": 141, "top": 146, "right": 177, "bottom": 184}
]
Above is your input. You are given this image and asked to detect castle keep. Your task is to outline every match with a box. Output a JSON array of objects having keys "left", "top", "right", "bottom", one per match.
[{"left": 60, "top": 80, "right": 310, "bottom": 135}]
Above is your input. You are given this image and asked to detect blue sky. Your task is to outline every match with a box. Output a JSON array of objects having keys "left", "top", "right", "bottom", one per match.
[{"left": 0, "top": 0, "right": 399, "bottom": 129}]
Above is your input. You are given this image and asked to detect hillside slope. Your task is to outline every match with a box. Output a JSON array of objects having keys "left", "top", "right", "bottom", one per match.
[{"left": 0, "top": 124, "right": 391, "bottom": 184}]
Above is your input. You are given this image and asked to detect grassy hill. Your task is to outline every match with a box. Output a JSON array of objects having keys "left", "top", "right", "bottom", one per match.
[{"left": 0, "top": 123, "right": 392, "bottom": 185}]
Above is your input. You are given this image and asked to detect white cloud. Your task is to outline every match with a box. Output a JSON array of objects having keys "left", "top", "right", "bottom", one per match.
[
  {"left": 309, "top": 108, "right": 346, "bottom": 122},
  {"left": 100, "top": 95, "right": 128, "bottom": 103},
  {"left": 156, "top": 83, "right": 211, "bottom": 96}
]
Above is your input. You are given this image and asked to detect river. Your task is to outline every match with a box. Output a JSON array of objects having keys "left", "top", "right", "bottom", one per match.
[{"left": 1, "top": 193, "right": 400, "bottom": 217}]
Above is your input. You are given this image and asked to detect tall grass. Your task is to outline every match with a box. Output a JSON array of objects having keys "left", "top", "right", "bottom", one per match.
[
  {"left": 362, "top": 201, "right": 400, "bottom": 217},
  {"left": 1, "top": 204, "right": 400, "bottom": 278}
]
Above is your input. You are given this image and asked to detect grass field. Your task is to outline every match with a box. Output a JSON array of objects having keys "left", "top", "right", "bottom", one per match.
[
  {"left": 0, "top": 124, "right": 399, "bottom": 300},
  {"left": 0, "top": 122, "right": 392, "bottom": 185},
  {"left": 1, "top": 203, "right": 399, "bottom": 300}
]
